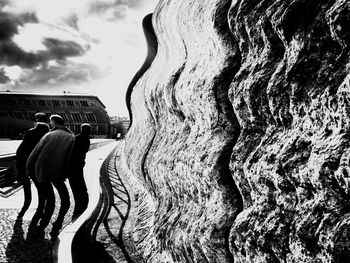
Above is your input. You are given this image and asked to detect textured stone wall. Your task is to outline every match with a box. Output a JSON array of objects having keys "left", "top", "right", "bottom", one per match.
[{"left": 124, "top": 0, "right": 350, "bottom": 262}]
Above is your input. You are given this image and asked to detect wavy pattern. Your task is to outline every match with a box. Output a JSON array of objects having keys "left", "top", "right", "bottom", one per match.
[
  {"left": 124, "top": 0, "right": 350, "bottom": 262},
  {"left": 228, "top": 0, "right": 350, "bottom": 262}
]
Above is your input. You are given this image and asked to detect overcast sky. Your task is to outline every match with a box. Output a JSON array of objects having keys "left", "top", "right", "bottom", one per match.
[{"left": 0, "top": 0, "right": 159, "bottom": 117}]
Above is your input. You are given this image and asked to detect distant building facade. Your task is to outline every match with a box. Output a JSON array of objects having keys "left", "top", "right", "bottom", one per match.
[
  {"left": 0, "top": 91, "right": 111, "bottom": 139},
  {"left": 109, "top": 116, "right": 130, "bottom": 139}
]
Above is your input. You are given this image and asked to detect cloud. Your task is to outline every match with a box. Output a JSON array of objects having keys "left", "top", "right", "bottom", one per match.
[
  {"left": 0, "top": 12, "right": 20, "bottom": 40},
  {"left": 0, "top": 41, "right": 46, "bottom": 67},
  {"left": 43, "top": 38, "right": 86, "bottom": 60},
  {"left": 0, "top": 37, "right": 87, "bottom": 68},
  {"left": 87, "top": 0, "right": 157, "bottom": 21},
  {"left": 17, "top": 60, "right": 100, "bottom": 86},
  {"left": 0, "top": 11, "right": 44, "bottom": 67},
  {"left": 0, "top": 11, "right": 38, "bottom": 41},
  {"left": 49, "top": 68, "right": 91, "bottom": 84},
  {"left": 0, "top": 67, "right": 10, "bottom": 83},
  {"left": 64, "top": 13, "right": 79, "bottom": 29},
  {"left": 0, "top": 9, "right": 88, "bottom": 69}
]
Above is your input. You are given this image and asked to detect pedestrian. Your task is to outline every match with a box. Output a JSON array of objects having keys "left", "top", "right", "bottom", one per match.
[
  {"left": 16, "top": 112, "right": 49, "bottom": 218},
  {"left": 26, "top": 114, "right": 74, "bottom": 239},
  {"left": 69, "top": 123, "right": 91, "bottom": 220}
]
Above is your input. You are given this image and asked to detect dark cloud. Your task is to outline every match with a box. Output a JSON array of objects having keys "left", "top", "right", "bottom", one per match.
[
  {"left": 88, "top": 0, "right": 152, "bottom": 20},
  {"left": 0, "top": 37, "right": 86, "bottom": 68},
  {"left": 0, "top": 11, "right": 45, "bottom": 68},
  {"left": 0, "top": 67, "right": 10, "bottom": 83},
  {"left": 0, "top": 41, "right": 47, "bottom": 67},
  {"left": 0, "top": 0, "right": 10, "bottom": 9},
  {"left": 43, "top": 38, "right": 86, "bottom": 60},
  {"left": 0, "top": 8, "right": 95, "bottom": 90},
  {"left": 18, "top": 61, "right": 102, "bottom": 87},
  {"left": 0, "top": 10, "right": 87, "bottom": 69},
  {"left": 0, "top": 12, "right": 19, "bottom": 40},
  {"left": 0, "top": 11, "right": 38, "bottom": 41}
]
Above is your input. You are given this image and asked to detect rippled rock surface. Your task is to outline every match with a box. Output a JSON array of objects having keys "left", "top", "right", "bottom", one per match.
[{"left": 123, "top": 0, "right": 350, "bottom": 262}]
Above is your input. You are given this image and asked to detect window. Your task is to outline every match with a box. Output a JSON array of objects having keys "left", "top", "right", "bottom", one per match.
[
  {"left": 8, "top": 98, "right": 17, "bottom": 105},
  {"left": 52, "top": 100, "right": 60, "bottom": 106},
  {"left": 23, "top": 99, "right": 32, "bottom": 106},
  {"left": 27, "top": 112, "right": 36, "bottom": 121},
  {"left": 80, "top": 100, "right": 89, "bottom": 107},
  {"left": 66, "top": 100, "right": 74, "bottom": 107},
  {"left": 71, "top": 112, "right": 82, "bottom": 122},
  {"left": 85, "top": 112, "right": 96, "bottom": 122},
  {"left": 74, "top": 125, "right": 81, "bottom": 133},
  {"left": 38, "top": 100, "right": 46, "bottom": 106},
  {"left": 12, "top": 112, "right": 24, "bottom": 119}
]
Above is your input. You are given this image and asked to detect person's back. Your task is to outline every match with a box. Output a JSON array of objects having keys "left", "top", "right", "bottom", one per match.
[
  {"left": 69, "top": 123, "right": 91, "bottom": 219},
  {"left": 70, "top": 130, "right": 90, "bottom": 167},
  {"left": 34, "top": 126, "right": 75, "bottom": 182},
  {"left": 16, "top": 112, "right": 49, "bottom": 218},
  {"left": 16, "top": 122, "right": 49, "bottom": 166}
]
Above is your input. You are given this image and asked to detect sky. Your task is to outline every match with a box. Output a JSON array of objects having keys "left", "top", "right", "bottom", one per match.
[{"left": 0, "top": 0, "right": 159, "bottom": 117}]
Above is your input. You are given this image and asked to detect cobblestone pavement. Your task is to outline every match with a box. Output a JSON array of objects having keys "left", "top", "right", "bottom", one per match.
[{"left": 0, "top": 184, "right": 75, "bottom": 263}]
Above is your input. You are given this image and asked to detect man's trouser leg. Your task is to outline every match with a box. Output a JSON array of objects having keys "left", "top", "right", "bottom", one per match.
[
  {"left": 50, "top": 180, "right": 70, "bottom": 237},
  {"left": 69, "top": 168, "right": 88, "bottom": 219},
  {"left": 37, "top": 181, "right": 55, "bottom": 230},
  {"left": 17, "top": 164, "right": 32, "bottom": 217}
]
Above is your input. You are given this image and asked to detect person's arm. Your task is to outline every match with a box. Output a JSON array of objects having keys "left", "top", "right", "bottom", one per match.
[
  {"left": 84, "top": 139, "right": 90, "bottom": 153},
  {"left": 26, "top": 134, "right": 47, "bottom": 178},
  {"left": 16, "top": 130, "right": 32, "bottom": 159}
]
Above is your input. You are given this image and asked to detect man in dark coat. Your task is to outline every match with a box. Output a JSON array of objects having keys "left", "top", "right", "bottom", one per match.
[
  {"left": 69, "top": 123, "right": 91, "bottom": 220},
  {"left": 16, "top": 112, "right": 49, "bottom": 218},
  {"left": 27, "top": 114, "right": 74, "bottom": 239}
]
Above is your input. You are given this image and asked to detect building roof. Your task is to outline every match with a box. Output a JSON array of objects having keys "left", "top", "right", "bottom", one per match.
[{"left": 0, "top": 90, "right": 106, "bottom": 108}]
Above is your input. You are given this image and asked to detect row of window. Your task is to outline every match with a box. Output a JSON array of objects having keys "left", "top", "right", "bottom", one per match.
[
  {"left": 67, "top": 124, "right": 106, "bottom": 134},
  {"left": 0, "top": 111, "right": 97, "bottom": 123},
  {"left": 0, "top": 98, "right": 95, "bottom": 108},
  {"left": 0, "top": 124, "right": 107, "bottom": 136}
]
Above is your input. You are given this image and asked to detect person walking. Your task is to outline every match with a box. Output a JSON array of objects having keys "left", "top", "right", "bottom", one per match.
[
  {"left": 27, "top": 114, "right": 74, "bottom": 239},
  {"left": 68, "top": 123, "right": 91, "bottom": 220},
  {"left": 16, "top": 112, "right": 49, "bottom": 218}
]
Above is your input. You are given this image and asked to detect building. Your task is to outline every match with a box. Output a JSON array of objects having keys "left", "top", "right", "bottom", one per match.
[
  {"left": 109, "top": 116, "right": 130, "bottom": 139},
  {"left": 0, "top": 91, "right": 111, "bottom": 139}
]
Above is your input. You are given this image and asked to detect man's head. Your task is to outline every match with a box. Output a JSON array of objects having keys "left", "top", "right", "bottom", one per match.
[
  {"left": 35, "top": 112, "right": 48, "bottom": 123},
  {"left": 81, "top": 123, "right": 91, "bottom": 135},
  {"left": 50, "top": 114, "right": 65, "bottom": 127}
]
